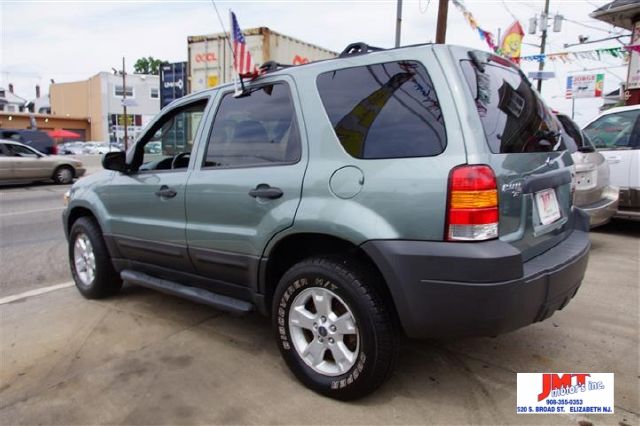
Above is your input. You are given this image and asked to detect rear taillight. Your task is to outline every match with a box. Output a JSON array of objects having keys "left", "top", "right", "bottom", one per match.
[
  {"left": 446, "top": 165, "right": 499, "bottom": 241},
  {"left": 51, "top": 145, "right": 58, "bottom": 155}
]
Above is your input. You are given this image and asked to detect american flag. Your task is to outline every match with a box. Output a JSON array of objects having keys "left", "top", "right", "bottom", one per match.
[{"left": 231, "top": 11, "right": 257, "bottom": 77}]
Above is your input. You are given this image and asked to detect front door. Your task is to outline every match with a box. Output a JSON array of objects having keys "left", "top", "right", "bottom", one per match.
[
  {"left": 584, "top": 109, "right": 640, "bottom": 189},
  {"left": 186, "top": 80, "right": 307, "bottom": 290},
  {"left": 4, "top": 143, "right": 51, "bottom": 180},
  {"left": 0, "top": 143, "right": 15, "bottom": 180},
  {"left": 102, "top": 96, "right": 211, "bottom": 272}
]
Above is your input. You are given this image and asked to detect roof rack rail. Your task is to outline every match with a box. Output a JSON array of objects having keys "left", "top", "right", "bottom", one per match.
[
  {"left": 339, "top": 42, "right": 385, "bottom": 58},
  {"left": 259, "top": 61, "right": 293, "bottom": 74}
]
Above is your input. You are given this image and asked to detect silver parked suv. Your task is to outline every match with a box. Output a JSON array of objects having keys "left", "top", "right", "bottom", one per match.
[{"left": 63, "top": 43, "right": 590, "bottom": 400}]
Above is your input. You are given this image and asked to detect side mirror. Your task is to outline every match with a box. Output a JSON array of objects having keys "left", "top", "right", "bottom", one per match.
[{"left": 102, "top": 151, "right": 127, "bottom": 173}]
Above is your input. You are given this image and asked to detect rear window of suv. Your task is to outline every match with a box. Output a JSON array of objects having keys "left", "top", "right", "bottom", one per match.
[
  {"left": 316, "top": 60, "right": 446, "bottom": 159},
  {"left": 460, "top": 56, "right": 564, "bottom": 153}
]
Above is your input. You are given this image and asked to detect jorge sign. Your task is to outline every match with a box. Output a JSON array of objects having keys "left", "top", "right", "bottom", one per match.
[{"left": 566, "top": 74, "right": 604, "bottom": 99}]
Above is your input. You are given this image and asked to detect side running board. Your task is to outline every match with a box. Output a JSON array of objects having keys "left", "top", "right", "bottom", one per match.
[{"left": 120, "top": 270, "right": 253, "bottom": 315}]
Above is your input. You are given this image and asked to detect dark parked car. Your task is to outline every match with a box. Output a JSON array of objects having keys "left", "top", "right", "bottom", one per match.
[{"left": 0, "top": 129, "right": 58, "bottom": 155}]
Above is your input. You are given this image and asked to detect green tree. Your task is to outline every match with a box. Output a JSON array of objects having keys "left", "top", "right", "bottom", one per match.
[{"left": 133, "top": 56, "right": 167, "bottom": 75}]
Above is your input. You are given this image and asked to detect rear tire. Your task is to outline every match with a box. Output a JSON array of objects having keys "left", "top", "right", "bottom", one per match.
[
  {"left": 53, "top": 166, "right": 74, "bottom": 184},
  {"left": 69, "top": 217, "right": 122, "bottom": 299},
  {"left": 272, "top": 256, "right": 397, "bottom": 400}
]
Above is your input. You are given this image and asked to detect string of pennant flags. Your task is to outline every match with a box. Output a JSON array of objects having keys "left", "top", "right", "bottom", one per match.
[
  {"left": 452, "top": 0, "right": 637, "bottom": 65},
  {"left": 520, "top": 46, "right": 634, "bottom": 63},
  {"left": 451, "top": 0, "right": 498, "bottom": 53}
]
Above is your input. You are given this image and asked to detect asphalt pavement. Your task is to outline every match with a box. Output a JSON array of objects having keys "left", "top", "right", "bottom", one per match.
[
  {"left": 0, "top": 165, "right": 638, "bottom": 425},
  {"left": 0, "top": 155, "right": 102, "bottom": 297}
]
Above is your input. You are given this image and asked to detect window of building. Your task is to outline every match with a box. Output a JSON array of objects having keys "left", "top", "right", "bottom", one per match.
[
  {"left": 114, "top": 85, "right": 134, "bottom": 98},
  {"left": 203, "top": 83, "right": 301, "bottom": 168},
  {"left": 316, "top": 61, "right": 446, "bottom": 159},
  {"left": 150, "top": 87, "right": 159, "bottom": 99}
]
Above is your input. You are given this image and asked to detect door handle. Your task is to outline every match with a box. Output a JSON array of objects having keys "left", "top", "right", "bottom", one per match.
[
  {"left": 155, "top": 185, "right": 177, "bottom": 198},
  {"left": 606, "top": 156, "right": 622, "bottom": 164},
  {"left": 248, "top": 184, "right": 283, "bottom": 199}
]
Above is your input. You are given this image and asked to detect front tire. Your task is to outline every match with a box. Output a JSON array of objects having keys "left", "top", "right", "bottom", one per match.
[
  {"left": 272, "top": 256, "right": 397, "bottom": 400},
  {"left": 69, "top": 217, "right": 122, "bottom": 299},
  {"left": 53, "top": 166, "right": 74, "bottom": 184}
]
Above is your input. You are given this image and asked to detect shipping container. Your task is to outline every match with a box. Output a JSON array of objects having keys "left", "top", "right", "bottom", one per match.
[
  {"left": 160, "top": 62, "right": 188, "bottom": 108},
  {"left": 187, "top": 27, "right": 337, "bottom": 93}
]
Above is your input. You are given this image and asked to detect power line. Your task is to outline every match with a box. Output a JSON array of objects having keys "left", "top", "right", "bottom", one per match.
[
  {"left": 585, "top": 0, "right": 605, "bottom": 8},
  {"left": 500, "top": 0, "right": 519, "bottom": 21},
  {"left": 418, "top": 0, "right": 431, "bottom": 14},
  {"left": 563, "top": 16, "right": 618, "bottom": 34}
]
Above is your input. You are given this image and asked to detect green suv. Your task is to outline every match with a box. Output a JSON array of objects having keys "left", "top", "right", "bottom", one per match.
[{"left": 63, "top": 43, "right": 590, "bottom": 400}]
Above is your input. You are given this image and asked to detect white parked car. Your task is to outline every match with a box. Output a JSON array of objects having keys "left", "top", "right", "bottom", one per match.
[{"left": 583, "top": 105, "right": 640, "bottom": 220}]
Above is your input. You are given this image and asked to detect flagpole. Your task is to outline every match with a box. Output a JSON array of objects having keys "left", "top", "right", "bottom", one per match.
[
  {"left": 230, "top": 10, "right": 239, "bottom": 94},
  {"left": 210, "top": 0, "right": 238, "bottom": 92}
]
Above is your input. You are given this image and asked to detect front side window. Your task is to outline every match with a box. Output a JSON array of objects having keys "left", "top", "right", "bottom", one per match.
[
  {"left": 203, "top": 83, "right": 301, "bottom": 168},
  {"left": 583, "top": 110, "right": 640, "bottom": 150},
  {"left": 460, "top": 57, "right": 564, "bottom": 153},
  {"left": 316, "top": 61, "right": 446, "bottom": 159},
  {"left": 5, "top": 144, "right": 39, "bottom": 157},
  {"left": 132, "top": 100, "right": 207, "bottom": 172}
]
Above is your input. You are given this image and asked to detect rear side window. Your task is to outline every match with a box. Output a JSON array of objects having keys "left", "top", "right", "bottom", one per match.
[
  {"left": 316, "top": 61, "right": 446, "bottom": 159},
  {"left": 556, "top": 115, "right": 583, "bottom": 153},
  {"left": 583, "top": 110, "right": 640, "bottom": 149},
  {"left": 460, "top": 58, "right": 564, "bottom": 153},
  {"left": 204, "top": 83, "right": 301, "bottom": 168}
]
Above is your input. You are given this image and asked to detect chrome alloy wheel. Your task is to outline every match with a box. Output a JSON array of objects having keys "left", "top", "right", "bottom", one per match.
[
  {"left": 73, "top": 233, "right": 96, "bottom": 286},
  {"left": 288, "top": 287, "right": 360, "bottom": 376}
]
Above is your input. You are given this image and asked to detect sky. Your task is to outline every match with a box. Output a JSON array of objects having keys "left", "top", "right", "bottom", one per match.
[{"left": 0, "top": 0, "right": 632, "bottom": 125}]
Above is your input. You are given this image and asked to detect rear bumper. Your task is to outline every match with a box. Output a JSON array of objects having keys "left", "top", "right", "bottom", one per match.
[
  {"left": 362, "top": 209, "right": 590, "bottom": 339},
  {"left": 615, "top": 188, "right": 640, "bottom": 220},
  {"left": 578, "top": 185, "right": 618, "bottom": 227}
]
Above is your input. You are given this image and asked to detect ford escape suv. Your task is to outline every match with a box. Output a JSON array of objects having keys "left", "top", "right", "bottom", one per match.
[{"left": 63, "top": 43, "right": 590, "bottom": 400}]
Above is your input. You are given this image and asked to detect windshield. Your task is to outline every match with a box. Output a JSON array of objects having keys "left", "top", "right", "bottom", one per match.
[{"left": 460, "top": 57, "right": 565, "bottom": 154}]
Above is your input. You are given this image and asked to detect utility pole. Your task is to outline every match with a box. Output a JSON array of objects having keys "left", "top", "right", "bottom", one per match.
[
  {"left": 435, "top": 0, "right": 449, "bottom": 44},
  {"left": 395, "top": 0, "right": 403, "bottom": 47},
  {"left": 121, "top": 57, "right": 128, "bottom": 151},
  {"left": 537, "top": 0, "right": 550, "bottom": 93}
]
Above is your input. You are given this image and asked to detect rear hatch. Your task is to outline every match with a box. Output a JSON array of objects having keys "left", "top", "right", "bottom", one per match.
[
  {"left": 557, "top": 114, "right": 609, "bottom": 208},
  {"left": 458, "top": 51, "right": 575, "bottom": 261}
]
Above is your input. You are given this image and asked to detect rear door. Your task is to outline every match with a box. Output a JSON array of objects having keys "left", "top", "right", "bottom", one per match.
[
  {"left": 185, "top": 79, "right": 307, "bottom": 291},
  {"left": 458, "top": 53, "right": 575, "bottom": 260}
]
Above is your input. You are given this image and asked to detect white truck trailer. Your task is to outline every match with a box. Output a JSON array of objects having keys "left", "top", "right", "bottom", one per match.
[{"left": 188, "top": 27, "right": 337, "bottom": 93}]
